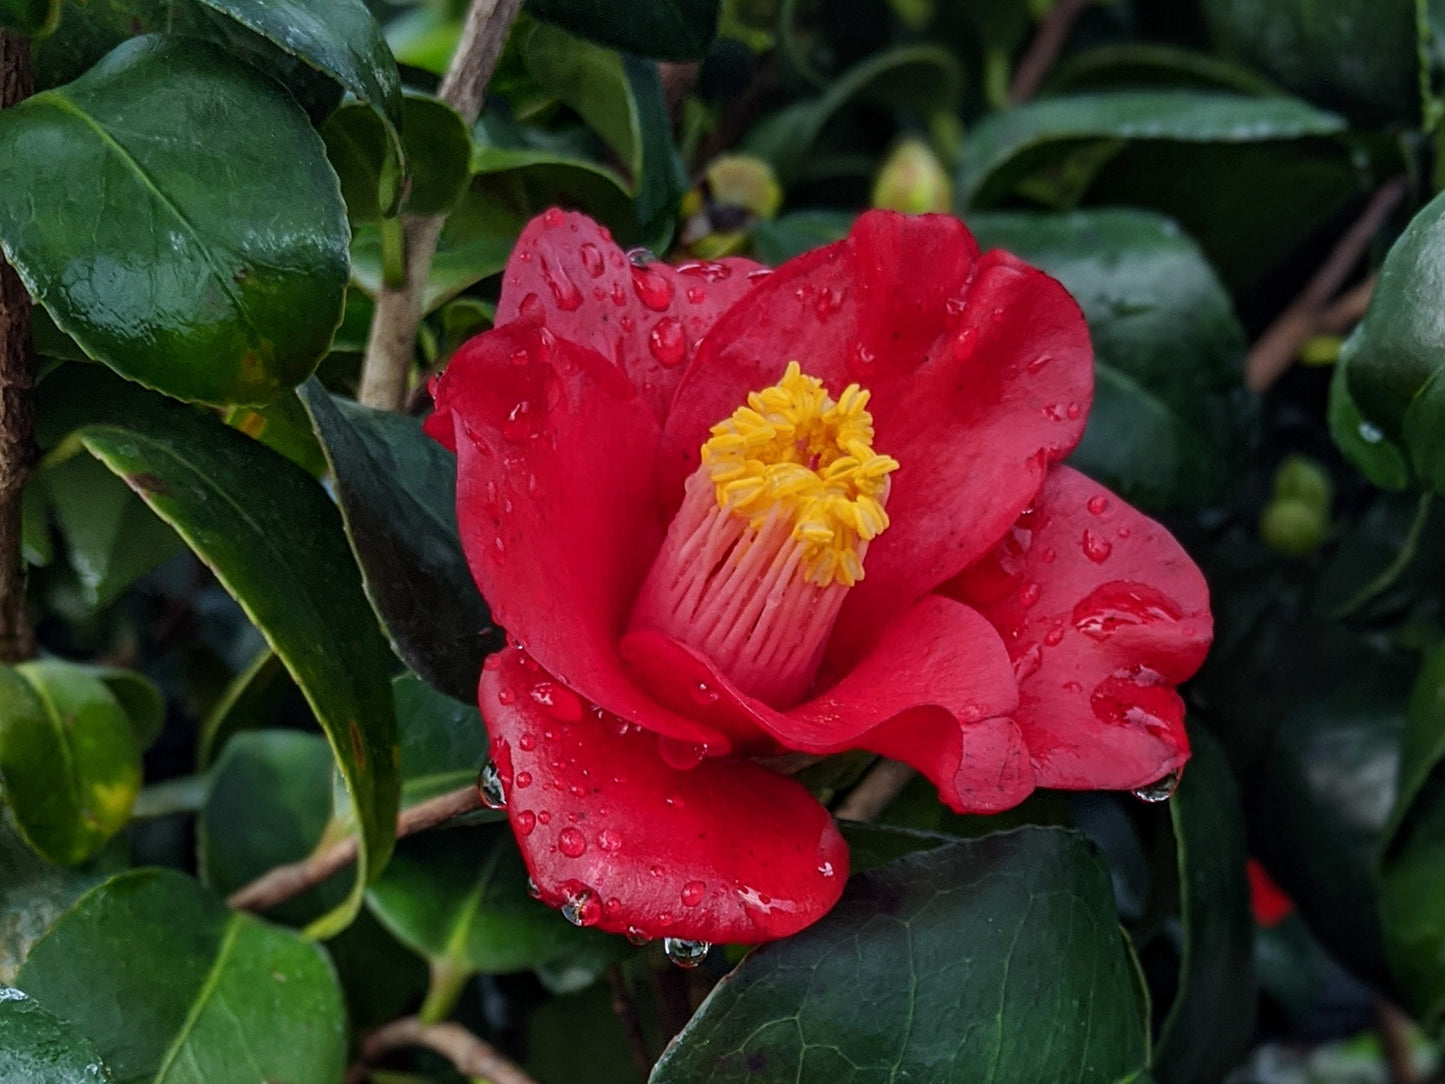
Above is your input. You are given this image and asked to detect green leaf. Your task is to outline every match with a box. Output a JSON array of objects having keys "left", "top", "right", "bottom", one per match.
[
  {"left": 199, "top": 731, "right": 341, "bottom": 927},
  {"left": 323, "top": 94, "right": 471, "bottom": 222},
  {"left": 299, "top": 381, "right": 498, "bottom": 703},
  {"left": 971, "top": 209, "right": 1251, "bottom": 510},
  {"left": 1341, "top": 187, "right": 1445, "bottom": 492},
  {"left": 367, "top": 823, "right": 616, "bottom": 979},
  {"left": 0, "top": 660, "right": 141, "bottom": 866},
  {"left": 223, "top": 391, "right": 329, "bottom": 477},
  {"left": 1201, "top": 0, "right": 1421, "bottom": 122},
  {"left": 955, "top": 92, "right": 1366, "bottom": 293},
  {"left": 751, "top": 210, "right": 854, "bottom": 264},
  {"left": 0, "top": 988, "right": 115, "bottom": 1083},
  {"left": 1380, "top": 641, "right": 1445, "bottom": 1022},
  {"left": 526, "top": 0, "right": 721, "bottom": 61},
  {"left": 745, "top": 45, "right": 962, "bottom": 184},
  {"left": 197, "top": 649, "right": 298, "bottom": 769},
  {"left": 1047, "top": 43, "right": 1287, "bottom": 96},
  {"left": 651, "top": 828, "right": 1148, "bottom": 1084},
  {"left": 391, "top": 676, "right": 490, "bottom": 808},
  {"left": 522, "top": 21, "right": 642, "bottom": 176},
  {"left": 1329, "top": 342, "right": 1413, "bottom": 491},
  {"left": 17, "top": 869, "right": 346, "bottom": 1084},
  {"left": 42, "top": 364, "right": 398, "bottom": 937},
  {"left": 86, "top": 666, "right": 166, "bottom": 752},
  {"left": 1154, "top": 728, "right": 1254, "bottom": 1081},
  {"left": 0, "top": 820, "right": 124, "bottom": 986},
  {"left": 0, "top": 35, "right": 349, "bottom": 405},
  {"left": 0, "top": 0, "right": 59, "bottom": 35},
  {"left": 42, "top": 450, "right": 185, "bottom": 610}
]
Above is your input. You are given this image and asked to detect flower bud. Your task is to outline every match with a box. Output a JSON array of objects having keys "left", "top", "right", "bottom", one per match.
[
  {"left": 1272, "top": 454, "right": 1333, "bottom": 515},
  {"left": 871, "top": 138, "right": 952, "bottom": 215},
  {"left": 680, "top": 155, "right": 782, "bottom": 258}
]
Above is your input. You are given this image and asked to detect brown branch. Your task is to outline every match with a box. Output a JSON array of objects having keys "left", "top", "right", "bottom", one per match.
[
  {"left": 361, "top": 1017, "right": 539, "bottom": 1084},
  {"left": 1378, "top": 1001, "right": 1420, "bottom": 1084},
  {"left": 0, "top": 32, "right": 36, "bottom": 664},
  {"left": 226, "top": 783, "right": 483, "bottom": 913},
  {"left": 1008, "top": 0, "right": 1093, "bottom": 104},
  {"left": 357, "top": 0, "right": 525, "bottom": 411},
  {"left": 1246, "top": 176, "right": 1407, "bottom": 393},
  {"left": 1318, "top": 273, "right": 1378, "bottom": 335},
  {"left": 834, "top": 759, "right": 914, "bottom": 822}
]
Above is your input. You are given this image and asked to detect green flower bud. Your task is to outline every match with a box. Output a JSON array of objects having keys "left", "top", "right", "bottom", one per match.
[
  {"left": 1272, "top": 455, "right": 1333, "bottom": 516},
  {"left": 1260, "top": 498, "right": 1328, "bottom": 558},
  {"left": 871, "top": 138, "right": 952, "bottom": 215}
]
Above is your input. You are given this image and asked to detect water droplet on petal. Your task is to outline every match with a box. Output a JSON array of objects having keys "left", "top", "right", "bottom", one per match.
[
  {"left": 516, "top": 810, "right": 536, "bottom": 835},
  {"left": 497, "top": 686, "right": 516, "bottom": 705},
  {"left": 597, "top": 829, "right": 622, "bottom": 853},
  {"left": 1073, "top": 583, "right": 1184, "bottom": 640},
  {"left": 503, "top": 399, "right": 539, "bottom": 442},
  {"left": 1081, "top": 530, "right": 1113, "bottom": 564},
  {"left": 950, "top": 327, "right": 976, "bottom": 361},
  {"left": 530, "top": 681, "right": 583, "bottom": 722},
  {"left": 561, "top": 884, "right": 602, "bottom": 926},
  {"left": 818, "top": 861, "right": 835, "bottom": 878},
  {"left": 689, "top": 681, "right": 719, "bottom": 706},
  {"left": 527, "top": 876, "right": 542, "bottom": 899},
  {"left": 852, "top": 343, "right": 875, "bottom": 368},
  {"left": 1086, "top": 495, "right": 1110, "bottom": 515},
  {"left": 540, "top": 256, "right": 582, "bottom": 311},
  {"left": 680, "top": 880, "right": 706, "bottom": 907},
  {"left": 519, "top": 292, "right": 542, "bottom": 316},
  {"left": 663, "top": 938, "right": 710, "bottom": 968},
  {"left": 519, "top": 732, "right": 536, "bottom": 751},
  {"left": 1018, "top": 582, "right": 1041, "bottom": 607},
  {"left": 659, "top": 738, "right": 707, "bottom": 770},
  {"left": 537, "top": 810, "right": 551, "bottom": 825},
  {"left": 477, "top": 760, "right": 507, "bottom": 809},
  {"left": 558, "top": 826, "right": 587, "bottom": 858},
  {"left": 514, "top": 770, "right": 533, "bottom": 789},
  {"left": 685, "top": 285, "right": 706, "bottom": 304},
  {"left": 579, "top": 242, "right": 605, "bottom": 278},
  {"left": 1012, "top": 644, "right": 1043, "bottom": 681},
  {"left": 677, "top": 260, "right": 733, "bottom": 281},
  {"left": 630, "top": 265, "right": 674, "bottom": 311},
  {"left": 1132, "top": 768, "right": 1182, "bottom": 803},
  {"left": 626, "top": 246, "right": 658, "bottom": 266},
  {"left": 626, "top": 926, "right": 650, "bottom": 945},
  {"left": 610, "top": 281, "right": 627, "bottom": 306},
  {"left": 1043, "top": 623, "right": 1065, "bottom": 647},
  {"left": 648, "top": 317, "right": 688, "bottom": 368},
  {"left": 1066, "top": 402, "right": 1081, "bottom": 420}
]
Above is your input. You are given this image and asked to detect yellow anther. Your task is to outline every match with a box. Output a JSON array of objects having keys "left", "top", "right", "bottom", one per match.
[{"left": 701, "top": 361, "right": 899, "bottom": 587}]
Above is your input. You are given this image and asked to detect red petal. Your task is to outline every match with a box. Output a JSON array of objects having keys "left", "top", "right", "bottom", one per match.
[
  {"left": 430, "top": 319, "right": 729, "bottom": 750},
  {"left": 484, "top": 648, "right": 848, "bottom": 944},
  {"left": 948, "top": 466, "right": 1212, "bottom": 790},
  {"left": 496, "top": 209, "right": 765, "bottom": 420},
  {"left": 619, "top": 595, "right": 1033, "bottom": 810},
  {"left": 657, "top": 211, "right": 1093, "bottom": 664}
]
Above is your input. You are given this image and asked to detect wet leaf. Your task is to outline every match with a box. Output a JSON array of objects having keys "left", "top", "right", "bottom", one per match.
[
  {"left": 17, "top": 869, "right": 346, "bottom": 1084},
  {"left": 0, "top": 988, "right": 114, "bottom": 1083},
  {"left": 0, "top": 35, "right": 348, "bottom": 405},
  {"left": 323, "top": 94, "right": 471, "bottom": 222},
  {"left": 651, "top": 828, "right": 1148, "bottom": 1083},
  {"left": 299, "top": 381, "right": 498, "bottom": 703}
]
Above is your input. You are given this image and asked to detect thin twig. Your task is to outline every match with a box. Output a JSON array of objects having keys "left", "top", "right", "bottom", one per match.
[
  {"left": 834, "top": 759, "right": 914, "bottom": 822},
  {"left": 1318, "top": 273, "right": 1378, "bottom": 335},
  {"left": 226, "top": 783, "right": 483, "bottom": 913},
  {"left": 607, "top": 964, "right": 653, "bottom": 1076},
  {"left": 357, "top": 0, "right": 525, "bottom": 411},
  {"left": 0, "top": 32, "right": 36, "bottom": 664},
  {"left": 1008, "top": 0, "right": 1093, "bottom": 103},
  {"left": 1378, "top": 1001, "right": 1420, "bottom": 1084},
  {"left": 1246, "top": 176, "right": 1407, "bottom": 393},
  {"left": 361, "top": 1017, "right": 539, "bottom": 1084}
]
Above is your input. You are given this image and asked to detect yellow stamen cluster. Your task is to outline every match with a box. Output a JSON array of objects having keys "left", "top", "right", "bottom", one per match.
[{"left": 701, "top": 362, "right": 899, "bottom": 587}]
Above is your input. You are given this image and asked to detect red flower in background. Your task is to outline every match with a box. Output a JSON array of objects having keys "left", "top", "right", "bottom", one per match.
[{"left": 426, "top": 208, "right": 1212, "bottom": 947}]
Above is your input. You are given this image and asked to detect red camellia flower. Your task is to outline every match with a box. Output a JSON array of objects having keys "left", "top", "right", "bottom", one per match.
[{"left": 426, "top": 208, "right": 1212, "bottom": 950}]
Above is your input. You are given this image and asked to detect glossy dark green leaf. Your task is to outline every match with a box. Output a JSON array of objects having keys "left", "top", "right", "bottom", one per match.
[
  {"left": 43, "top": 364, "right": 397, "bottom": 936},
  {"left": 1328, "top": 347, "right": 1412, "bottom": 491},
  {"left": 1047, "top": 44, "right": 1286, "bottom": 96},
  {"left": 651, "top": 828, "right": 1148, "bottom": 1084},
  {"left": 971, "top": 209, "right": 1251, "bottom": 510},
  {"left": 300, "top": 381, "right": 497, "bottom": 703},
  {"left": 199, "top": 731, "right": 340, "bottom": 927},
  {"left": 751, "top": 211, "right": 853, "bottom": 264},
  {"left": 0, "top": 988, "right": 114, "bottom": 1083},
  {"left": 957, "top": 92, "right": 1346, "bottom": 207},
  {"left": 527, "top": 981, "right": 649, "bottom": 1084},
  {"left": 0, "top": 660, "right": 141, "bottom": 866},
  {"left": 0, "top": 0, "right": 58, "bottom": 35},
  {"left": 224, "top": 391, "right": 328, "bottom": 477},
  {"left": 18, "top": 869, "right": 346, "bottom": 1083},
  {"left": 196, "top": 649, "right": 299, "bottom": 768},
  {"left": 526, "top": 0, "right": 720, "bottom": 60},
  {"left": 324, "top": 94, "right": 471, "bottom": 222},
  {"left": 0, "top": 821, "right": 124, "bottom": 986},
  {"left": 1201, "top": 0, "right": 1420, "bottom": 121},
  {"left": 0, "top": 35, "right": 349, "bottom": 405},
  {"left": 391, "top": 676, "right": 489, "bottom": 807},
  {"left": 368, "top": 823, "right": 616, "bottom": 978},
  {"left": 1340, "top": 187, "right": 1445, "bottom": 492},
  {"left": 86, "top": 666, "right": 166, "bottom": 752},
  {"left": 1154, "top": 728, "right": 1254, "bottom": 1081},
  {"left": 42, "top": 451, "right": 185, "bottom": 610},
  {"left": 522, "top": 21, "right": 642, "bottom": 175},
  {"left": 745, "top": 45, "right": 962, "bottom": 184}
]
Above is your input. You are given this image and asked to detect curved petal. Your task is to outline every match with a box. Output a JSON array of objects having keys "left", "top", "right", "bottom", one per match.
[
  {"left": 429, "top": 320, "right": 728, "bottom": 749},
  {"left": 619, "top": 595, "right": 1033, "bottom": 809},
  {"left": 948, "top": 466, "right": 1212, "bottom": 790},
  {"left": 496, "top": 208, "right": 766, "bottom": 420},
  {"left": 483, "top": 647, "right": 848, "bottom": 944},
  {"left": 657, "top": 211, "right": 1093, "bottom": 663}
]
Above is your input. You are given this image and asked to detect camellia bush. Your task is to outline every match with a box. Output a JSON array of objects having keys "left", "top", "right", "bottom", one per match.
[{"left": 3, "top": 0, "right": 1445, "bottom": 1081}]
